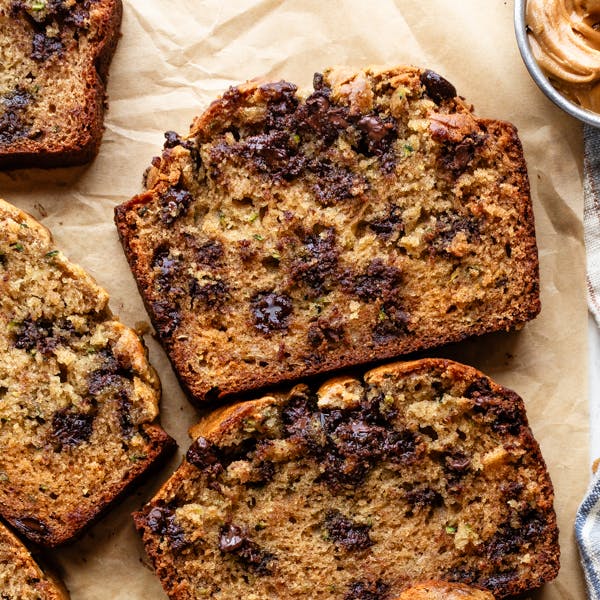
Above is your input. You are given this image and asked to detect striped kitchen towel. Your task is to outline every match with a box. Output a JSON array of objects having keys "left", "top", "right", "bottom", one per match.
[
  {"left": 585, "top": 124, "right": 600, "bottom": 325},
  {"left": 576, "top": 466, "right": 600, "bottom": 600},
  {"left": 577, "top": 123, "right": 600, "bottom": 599}
]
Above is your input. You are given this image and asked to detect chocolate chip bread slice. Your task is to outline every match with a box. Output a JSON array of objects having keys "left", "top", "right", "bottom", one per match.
[
  {"left": 0, "top": 198, "right": 175, "bottom": 546},
  {"left": 0, "top": 0, "right": 121, "bottom": 169},
  {"left": 396, "top": 582, "right": 494, "bottom": 600},
  {"left": 134, "top": 358, "right": 558, "bottom": 600},
  {"left": 115, "top": 65, "right": 540, "bottom": 405},
  {"left": 0, "top": 520, "right": 69, "bottom": 599}
]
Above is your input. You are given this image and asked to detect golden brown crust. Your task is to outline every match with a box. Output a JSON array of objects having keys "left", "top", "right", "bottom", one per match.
[
  {"left": 134, "top": 358, "right": 558, "bottom": 600},
  {"left": 395, "top": 581, "right": 495, "bottom": 599},
  {"left": 0, "top": 198, "right": 176, "bottom": 546},
  {"left": 0, "top": 0, "right": 122, "bottom": 169}
]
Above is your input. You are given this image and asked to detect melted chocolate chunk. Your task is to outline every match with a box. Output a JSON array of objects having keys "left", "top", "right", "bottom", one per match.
[
  {"left": 14, "top": 516, "right": 49, "bottom": 539},
  {"left": 464, "top": 377, "right": 492, "bottom": 399},
  {"left": 219, "top": 523, "right": 275, "bottom": 575},
  {"left": 310, "top": 160, "right": 361, "bottom": 207},
  {"left": 323, "top": 510, "right": 373, "bottom": 551},
  {"left": 186, "top": 437, "right": 224, "bottom": 476},
  {"left": 159, "top": 186, "right": 193, "bottom": 226},
  {"left": 485, "top": 509, "right": 546, "bottom": 563},
  {"left": 289, "top": 227, "right": 338, "bottom": 295},
  {"left": 368, "top": 205, "right": 404, "bottom": 239},
  {"left": 427, "top": 212, "right": 479, "bottom": 255},
  {"left": 472, "top": 395, "right": 524, "bottom": 436},
  {"left": 307, "top": 315, "right": 345, "bottom": 348},
  {"left": 146, "top": 506, "right": 188, "bottom": 552},
  {"left": 479, "top": 571, "right": 518, "bottom": 591},
  {"left": 151, "top": 246, "right": 182, "bottom": 292},
  {"left": 3, "top": 88, "right": 32, "bottom": 112},
  {"left": 12, "top": 0, "right": 91, "bottom": 29},
  {"left": 194, "top": 239, "right": 224, "bottom": 266},
  {"left": 151, "top": 300, "right": 181, "bottom": 337},
  {"left": 52, "top": 408, "right": 95, "bottom": 448},
  {"left": 344, "top": 579, "right": 390, "bottom": 600},
  {"left": 260, "top": 80, "right": 299, "bottom": 130},
  {"left": 250, "top": 291, "right": 293, "bottom": 334},
  {"left": 445, "top": 452, "right": 471, "bottom": 474},
  {"left": 373, "top": 302, "right": 410, "bottom": 343},
  {"left": 31, "top": 32, "right": 64, "bottom": 61},
  {"left": 190, "top": 278, "right": 228, "bottom": 308},
  {"left": 404, "top": 485, "right": 443, "bottom": 509},
  {"left": 420, "top": 69, "right": 457, "bottom": 104},
  {"left": 438, "top": 134, "right": 487, "bottom": 176},
  {"left": 12, "top": 318, "right": 55, "bottom": 354},
  {"left": 348, "top": 259, "right": 402, "bottom": 302},
  {"left": 0, "top": 109, "right": 29, "bottom": 144},
  {"left": 87, "top": 349, "right": 133, "bottom": 396},
  {"left": 296, "top": 86, "right": 350, "bottom": 144},
  {"left": 356, "top": 115, "right": 396, "bottom": 157}
]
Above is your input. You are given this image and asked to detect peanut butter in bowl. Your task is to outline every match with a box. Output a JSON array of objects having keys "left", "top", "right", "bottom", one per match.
[{"left": 527, "top": 0, "right": 600, "bottom": 112}]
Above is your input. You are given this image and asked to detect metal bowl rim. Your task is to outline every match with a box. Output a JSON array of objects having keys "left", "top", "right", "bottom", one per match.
[{"left": 514, "top": 0, "right": 600, "bottom": 128}]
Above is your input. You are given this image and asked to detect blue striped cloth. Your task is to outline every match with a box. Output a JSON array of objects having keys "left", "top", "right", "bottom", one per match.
[{"left": 577, "top": 124, "right": 600, "bottom": 600}]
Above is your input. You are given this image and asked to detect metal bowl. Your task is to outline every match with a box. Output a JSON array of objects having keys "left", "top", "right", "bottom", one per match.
[{"left": 514, "top": 0, "right": 600, "bottom": 128}]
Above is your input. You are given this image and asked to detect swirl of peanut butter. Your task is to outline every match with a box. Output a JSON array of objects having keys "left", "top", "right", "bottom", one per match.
[{"left": 527, "top": 0, "right": 600, "bottom": 111}]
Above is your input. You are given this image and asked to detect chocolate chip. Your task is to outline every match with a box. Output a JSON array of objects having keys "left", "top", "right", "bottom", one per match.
[
  {"left": 146, "top": 506, "right": 188, "bottom": 552},
  {"left": 163, "top": 130, "right": 185, "bottom": 149},
  {"left": 323, "top": 510, "right": 373, "bottom": 551},
  {"left": 426, "top": 212, "right": 479, "bottom": 255},
  {"left": 348, "top": 259, "right": 402, "bottom": 302},
  {"left": 219, "top": 523, "right": 276, "bottom": 575},
  {"left": 373, "top": 302, "right": 410, "bottom": 343},
  {"left": 307, "top": 316, "right": 345, "bottom": 348},
  {"left": 464, "top": 377, "right": 492, "bottom": 398},
  {"left": 438, "top": 134, "right": 487, "bottom": 176},
  {"left": 250, "top": 291, "right": 293, "bottom": 334},
  {"left": 344, "top": 579, "right": 390, "bottom": 600},
  {"left": 472, "top": 396, "right": 524, "bottom": 436},
  {"left": 51, "top": 408, "right": 95, "bottom": 448},
  {"left": 404, "top": 486, "right": 443, "bottom": 509},
  {"left": 219, "top": 523, "right": 245, "bottom": 552},
  {"left": 479, "top": 571, "right": 518, "bottom": 591},
  {"left": 159, "top": 186, "right": 193, "bottom": 226},
  {"left": 420, "top": 69, "right": 457, "bottom": 104},
  {"left": 309, "top": 160, "right": 361, "bottom": 207},
  {"left": 445, "top": 452, "right": 471, "bottom": 474},
  {"left": 289, "top": 227, "right": 338, "bottom": 294},
  {"left": 31, "top": 32, "right": 64, "bottom": 61},
  {"left": 186, "top": 437, "right": 224, "bottom": 476},
  {"left": 3, "top": 88, "right": 32, "bottom": 111},
  {"left": 194, "top": 239, "right": 224, "bottom": 266},
  {"left": 356, "top": 115, "right": 395, "bottom": 156},
  {"left": 14, "top": 516, "right": 49, "bottom": 540},
  {"left": 367, "top": 205, "right": 404, "bottom": 239},
  {"left": 151, "top": 300, "right": 181, "bottom": 337},
  {"left": 0, "top": 110, "right": 29, "bottom": 144},
  {"left": 151, "top": 246, "right": 182, "bottom": 291},
  {"left": 12, "top": 318, "right": 53, "bottom": 354},
  {"left": 485, "top": 509, "right": 546, "bottom": 562},
  {"left": 189, "top": 278, "right": 228, "bottom": 308}
]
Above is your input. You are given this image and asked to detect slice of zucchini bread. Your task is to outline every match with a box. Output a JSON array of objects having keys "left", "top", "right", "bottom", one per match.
[
  {"left": 134, "top": 359, "right": 559, "bottom": 600},
  {"left": 0, "top": 198, "right": 175, "bottom": 547},
  {"left": 0, "top": 0, "right": 122, "bottom": 169},
  {"left": 0, "top": 520, "right": 69, "bottom": 599},
  {"left": 115, "top": 65, "right": 540, "bottom": 405}
]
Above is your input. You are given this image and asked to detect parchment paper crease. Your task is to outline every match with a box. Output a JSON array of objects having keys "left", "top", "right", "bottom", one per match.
[{"left": 0, "top": 1, "right": 587, "bottom": 598}]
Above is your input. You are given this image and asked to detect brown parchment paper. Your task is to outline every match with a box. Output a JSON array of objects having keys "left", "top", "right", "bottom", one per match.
[{"left": 0, "top": 0, "right": 587, "bottom": 598}]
